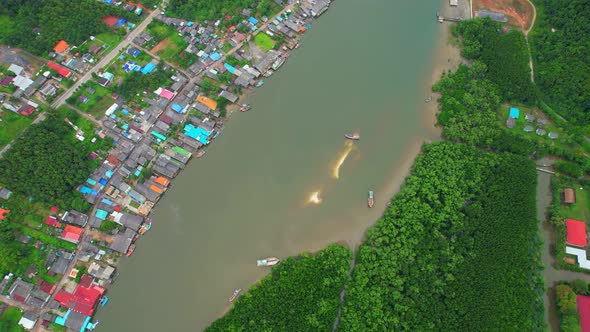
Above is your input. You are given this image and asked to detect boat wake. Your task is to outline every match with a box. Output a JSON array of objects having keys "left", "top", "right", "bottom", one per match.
[{"left": 332, "top": 141, "right": 355, "bottom": 179}]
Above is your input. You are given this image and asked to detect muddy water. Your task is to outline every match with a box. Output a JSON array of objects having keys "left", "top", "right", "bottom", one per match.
[{"left": 96, "top": 1, "right": 445, "bottom": 330}]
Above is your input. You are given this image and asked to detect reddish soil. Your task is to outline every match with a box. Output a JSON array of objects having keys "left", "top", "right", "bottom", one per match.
[
  {"left": 473, "top": 0, "right": 533, "bottom": 30},
  {"left": 102, "top": 16, "right": 120, "bottom": 28},
  {"left": 150, "top": 38, "right": 175, "bottom": 54}
]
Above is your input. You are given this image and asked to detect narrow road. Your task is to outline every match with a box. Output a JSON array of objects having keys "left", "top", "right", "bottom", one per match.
[
  {"left": 51, "top": 9, "right": 160, "bottom": 109},
  {"left": 524, "top": 0, "right": 537, "bottom": 83}
]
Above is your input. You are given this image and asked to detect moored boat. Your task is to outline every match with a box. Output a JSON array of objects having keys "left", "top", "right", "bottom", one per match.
[
  {"left": 239, "top": 104, "right": 251, "bottom": 112},
  {"left": 368, "top": 191, "right": 374, "bottom": 208},
  {"left": 126, "top": 244, "right": 136, "bottom": 257},
  {"left": 257, "top": 257, "right": 280, "bottom": 267},
  {"left": 229, "top": 289, "right": 242, "bottom": 303},
  {"left": 196, "top": 150, "right": 206, "bottom": 158},
  {"left": 272, "top": 57, "right": 286, "bottom": 70},
  {"left": 256, "top": 80, "right": 264, "bottom": 88},
  {"left": 345, "top": 133, "right": 360, "bottom": 140}
]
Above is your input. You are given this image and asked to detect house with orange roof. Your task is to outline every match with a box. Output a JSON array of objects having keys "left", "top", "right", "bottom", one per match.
[
  {"left": 53, "top": 40, "right": 69, "bottom": 54},
  {"left": 62, "top": 225, "right": 83, "bottom": 243},
  {"left": 196, "top": 95, "right": 218, "bottom": 110},
  {"left": 0, "top": 207, "right": 9, "bottom": 221}
]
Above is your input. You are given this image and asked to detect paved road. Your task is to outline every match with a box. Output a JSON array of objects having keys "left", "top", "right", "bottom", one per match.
[{"left": 51, "top": 9, "right": 160, "bottom": 110}]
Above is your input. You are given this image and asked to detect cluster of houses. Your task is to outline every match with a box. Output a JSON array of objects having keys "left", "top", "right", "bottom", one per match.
[
  {"left": 506, "top": 107, "right": 559, "bottom": 139},
  {"left": 562, "top": 188, "right": 590, "bottom": 270}
]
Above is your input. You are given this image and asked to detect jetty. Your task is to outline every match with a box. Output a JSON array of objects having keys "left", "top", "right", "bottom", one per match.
[{"left": 436, "top": 12, "right": 465, "bottom": 23}]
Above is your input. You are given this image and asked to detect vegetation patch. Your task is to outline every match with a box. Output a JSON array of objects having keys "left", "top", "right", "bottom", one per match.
[
  {"left": 206, "top": 244, "right": 352, "bottom": 331},
  {"left": 339, "top": 142, "right": 543, "bottom": 330},
  {"left": 0, "top": 307, "right": 25, "bottom": 332},
  {"left": 254, "top": 33, "right": 276, "bottom": 52},
  {"left": 0, "top": 111, "right": 33, "bottom": 149},
  {"left": 66, "top": 82, "right": 115, "bottom": 118}
]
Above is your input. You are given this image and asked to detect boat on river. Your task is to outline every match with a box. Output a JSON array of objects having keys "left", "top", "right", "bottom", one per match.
[
  {"left": 256, "top": 80, "right": 264, "bottom": 88},
  {"left": 257, "top": 257, "right": 280, "bottom": 267},
  {"left": 239, "top": 104, "right": 251, "bottom": 112},
  {"left": 126, "top": 244, "right": 136, "bottom": 257},
  {"left": 229, "top": 289, "right": 242, "bottom": 303},
  {"left": 368, "top": 191, "right": 374, "bottom": 208},
  {"left": 196, "top": 150, "right": 206, "bottom": 158},
  {"left": 345, "top": 133, "right": 360, "bottom": 140}
]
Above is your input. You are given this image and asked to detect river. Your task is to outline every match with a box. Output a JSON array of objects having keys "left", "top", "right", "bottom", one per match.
[{"left": 96, "top": 1, "right": 445, "bottom": 330}]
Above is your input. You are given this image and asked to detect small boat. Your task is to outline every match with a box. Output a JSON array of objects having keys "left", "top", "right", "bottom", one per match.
[
  {"left": 100, "top": 296, "right": 109, "bottom": 307},
  {"left": 239, "top": 104, "right": 251, "bottom": 112},
  {"left": 345, "top": 133, "right": 360, "bottom": 140},
  {"left": 368, "top": 191, "right": 374, "bottom": 208},
  {"left": 257, "top": 257, "right": 280, "bottom": 267},
  {"left": 229, "top": 289, "right": 242, "bottom": 303},
  {"left": 126, "top": 244, "right": 136, "bottom": 257},
  {"left": 424, "top": 96, "right": 432, "bottom": 103},
  {"left": 196, "top": 150, "right": 206, "bottom": 158},
  {"left": 256, "top": 80, "right": 264, "bottom": 88}
]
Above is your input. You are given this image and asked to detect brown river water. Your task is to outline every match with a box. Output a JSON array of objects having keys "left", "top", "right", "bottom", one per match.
[{"left": 96, "top": 1, "right": 448, "bottom": 330}]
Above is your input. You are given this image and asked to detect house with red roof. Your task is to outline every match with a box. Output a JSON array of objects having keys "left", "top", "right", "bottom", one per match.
[
  {"left": 47, "top": 61, "right": 72, "bottom": 78},
  {"left": 62, "top": 225, "right": 83, "bottom": 243},
  {"left": 0, "top": 207, "right": 9, "bottom": 221},
  {"left": 566, "top": 219, "right": 587, "bottom": 247},
  {"left": 39, "top": 281, "right": 56, "bottom": 295},
  {"left": 54, "top": 275, "right": 104, "bottom": 316},
  {"left": 578, "top": 295, "right": 590, "bottom": 332},
  {"left": 45, "top": 216, "right": 62, "bottom": 228}
]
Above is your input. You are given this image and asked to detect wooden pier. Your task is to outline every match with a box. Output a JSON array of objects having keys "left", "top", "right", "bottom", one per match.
[{"left": 436, "top": 12, "right": 464, "bottom": 23}]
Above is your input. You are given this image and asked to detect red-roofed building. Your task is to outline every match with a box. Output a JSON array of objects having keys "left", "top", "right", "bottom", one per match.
[
  {"left": 47, "top": 61, "right": 72, "bottom": 78},
  {"left": 566, "top": 219, "right": 588, "bottom": 247},
  {"left": 18, "top": 105, "right": 35, "bottom": 117},
  {"left": 54, "top": 276, "right": 105, "bottom": 316},
  {"left": 0, "top": 207, "right": 9, "bottom": 221},
  {"left": 53, "top": 40, "right": 69, "bottom": 53},
  {"left": 62, "top": 225, "right": 83, "bottom": 243},
  {"left": 159, "top": 88, "right": 175, "bottom": 100},
  {"left": 40, "top": 281, "right": 56, "bottom": 295},
  {"left": 45, "top": 216, "right": 62, "bottom": 228},
  {"left": 579, "top": 295, "right": 590, "bottom": 332}
]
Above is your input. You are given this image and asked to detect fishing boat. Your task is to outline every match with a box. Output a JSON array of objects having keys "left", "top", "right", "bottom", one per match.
[
  {"left": 229, "top": 289, "right": 242, "bottom": 303},
  {"left": 126, "top": 244, "right": 136, "bottom": 257},
  {"left": 368, "top": 191, "right": 374, "bottom": 208},
  {"left": 272, "top": 57, "right": 286, "bottom": 71},
  {"left": 263, "top": 69, "right": 274, "bottom": 78},
  {"left": 100, "top": 296, "right": 109, "bottom": 307},
  {"left": 239, "top": 104, "right": 251, "bottom": 112},
  {"left": 257, "top": 257, "right": 280, "bottom": 267},
  {"left": 345, "top": 133, "right": 360, "bottom": 140},
  {"left": 256, "top": 80, "right": 264, "bottom": 88},
  {"left": 196, "top": 150, "right": 206, "bottom": 158}
]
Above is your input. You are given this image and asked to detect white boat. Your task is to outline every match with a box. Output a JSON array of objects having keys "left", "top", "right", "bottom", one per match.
[
  {"left": 257, "top": 257, "right": 280, "bottom": 267},
  {"left": 229, "top": 289, "right": 241, "bottom": 302}
]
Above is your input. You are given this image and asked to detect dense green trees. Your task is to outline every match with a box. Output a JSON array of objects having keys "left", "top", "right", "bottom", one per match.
[
  {"left": 455, "top": 18, "right": 536, "bottom": 104},
  {"left": 206, "top": 244, "right": 351, "bottom": 331},
  {"left": 0, "top": 0, "right": 139, "bottom": 55},
  {"left": 0, "top": 109, "right": 98, "bottom": 209},
  {"left": 530, "top": 0, "right": 590, "bottom": 124},
  {"left": 167, "top": 0, "right": 278, "bottom": 21},
  {"left": 339, "top": 142, "right": 543, "bottom": 330}
]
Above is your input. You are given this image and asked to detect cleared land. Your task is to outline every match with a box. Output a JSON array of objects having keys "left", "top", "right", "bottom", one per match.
[{"left": 474, "top": 0, "right": 534, "bottom": 30}]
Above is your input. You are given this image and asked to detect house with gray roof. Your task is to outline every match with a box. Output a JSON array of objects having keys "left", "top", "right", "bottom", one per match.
[
  {"left": 88, "top": 261, "right": 115, "bottom": 280},
  {"left": 110, "top": 228, "right": 136, "bottom": 253},
  {"left": 7, "top": 279, "right": 33, "bottom": 303},
  {"left": 219, "top": 90, "right": 239, "bottom": 103},
  {"left": 62, "top": 210, "right": 88, "bottom": 227}
]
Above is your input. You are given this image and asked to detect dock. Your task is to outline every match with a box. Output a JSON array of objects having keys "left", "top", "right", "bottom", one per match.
[{"left": 436, "top": 12, "right": 465, "bottom": 23}]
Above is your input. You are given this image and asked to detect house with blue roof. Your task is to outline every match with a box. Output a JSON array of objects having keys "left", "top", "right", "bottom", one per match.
[
  {"left": 171, "top": 103, "right": 185, "bottom": 113},
  {"left": 141, "top": 62, "right": 156, "bottom": 74},
  {"left": 509, "top": 107, "right": 520, "bottom": 119},
  {"left": 184, "top": 124, "right": 212, "bottom": 145},
  {"left": 210, "top": 53, "right": 221, "bottom": 61},
  {"left": 249, "top": 17, "right": 259, "bottom": 25}
]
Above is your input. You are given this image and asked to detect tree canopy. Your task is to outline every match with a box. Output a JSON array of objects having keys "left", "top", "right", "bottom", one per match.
[
  {"left": 167, "top": 0, "right": 277, "bottom": 21},
  {"left": 206, "top": 244, "right": 352, "bottom": 331},
  {"left": 530, "top": 0, "right": 590, "bottom": 124},
  {"left": 0, "top": 0, "right": 139, "bottom": 55},
  {"left": 0, "top": 109, "right": 101, "bottom": 209}
]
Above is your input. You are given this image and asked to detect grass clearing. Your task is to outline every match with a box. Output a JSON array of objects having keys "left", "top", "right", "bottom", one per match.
[
  {"left": 95, "top": 32, "right": 123, "bottom": 55},
  {"left": 0, "top": 110, "right": 33, "bottom": 149},
  {"left": 254, "top": 33, "right": 276, "bottom": 52},
  {"left": 562, "top": 186, "right": 590, "bottom": 222},
  {"left": 68, "top": 82, "right": 114, "bottom": 118}
]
